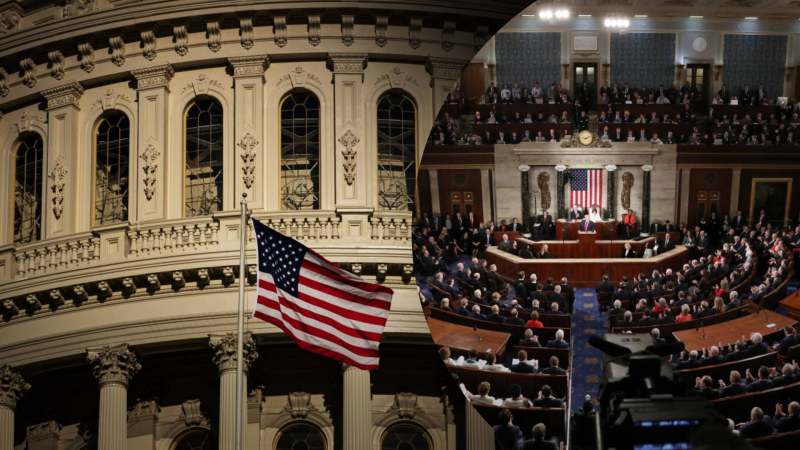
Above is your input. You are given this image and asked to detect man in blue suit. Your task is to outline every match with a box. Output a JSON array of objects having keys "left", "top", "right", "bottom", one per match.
[
  {"left": 547, "top": 329, "right": 570, "bottom": 348},
  {"left": 579, "top": 214, "right": 595, "bottom": 232},
  {"left": 511, "top": 350, "right": 538, "bottom": 373}
]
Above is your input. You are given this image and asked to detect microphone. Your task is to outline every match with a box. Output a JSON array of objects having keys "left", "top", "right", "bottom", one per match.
[
  {"left": 473, "top": 325, "right": 482, "bottom": 342},
  {"left": 757, "top": 306, "right": 769, "bottom": 323},
  {"left": 695, "top": 321, "right": 706, "bottom": 340}
]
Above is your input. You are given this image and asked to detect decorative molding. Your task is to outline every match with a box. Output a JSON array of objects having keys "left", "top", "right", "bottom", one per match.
[
  {"left": 9, "top": 110, "right": 45, "bottom": 136},
  {"left": 78, "top": 42, "right": 95, "bottom": 73},
  {"left": 109, "top": 36, "right": 125, "bottom": 67},
  {"left": 375, "top": 67, "right": 418, "bottom": 89},
  {"left": 131, "top": 64, "right": 175, "bottom": 90},
  {"left": 41, "top": 81, "right": 85, "bottom": 109},
  {"left": 537, "top": 172, "right": 551, "bottom": 211},
  {"left": 49, "top": 289, "right": 65, "bottom": 308},
  {"left": 555, "top": 165, "right": 567, "bottom": 172},
  {"left": 209, "top": 332, "right": 258, "bottom": 374},
  {"left": 25, "top": 294, "right": 41, "bottom": 313},
  {"left": 181, "top": 73, "right": 224, "bottom": 95},
  {"left": 174, "top": 25, "right": 189, "bottom": 56},
  {"left": 274, "top": 16, "right": 288, "bottom": 47},
  {"left": 0, "top": 8, "right": 21, "bottom": 32},
  {"left": 248, "top": 385, "right": 263, "bottom": 406},
  {"left": 48, "top": 50, "right": 65, "bottom": 80},
  {"left": 518, "top": 165, "right": 530, "bottom": 172},
  {"left": 641, "top": 165, "right": 654, "bottom": 172},
  {"left": 20, "top": 58, "right": 37, "bottom": 88},
  {"left": 342, "top": 14, "right": 354, "bottom": 46},
  {"left": 308, "top": 15, "right": 321, "bottom": 46},
  {"left": 474, "top": 25, "right": 489, "bottom": 52},
  {"left": 375, "top": 16, "right": 388, "bottom": 47},
  {"left": 207, "top": 21, "right": 221, "bottom": 52},
  {"left": 26, "top": 421, "right": 61, "bottom": 440},
  {"left": 62, "top": 0, "right": 95, "bottom": 18},
  {"left": 560, "top": 132, "right": 612, "bottom": 148},
  {"left": 328, "top": 53, "right": 367, "bottom": 74},
  {"left": 425, "top": 57, "right": 467, "bottom": 80},
  {"left": 0, "top": 67, "right": 9, "bottom": 97},
  {"left": 86, "top": 344, "right": 141, "bottom": 387},
  {"left": 140, "top": 144, "right": 160, "bottom": 201},
  {"left": 48, "top": 164, "right": 68, "bottom": 219},
  {"left": 90, "top": 88, "right": 132, "bottom": 112},
  {"left": 3, "top": 299, "right": 19, "bottom": 316},
  {"left": 141, "top": 30, "right": 157, "bottom": 61},
  {"left": 390, "top": 392, "right": 422, "bottom": 419},
  {"left": 283, "top": 392, "right": 318, "bottom": 418},
  {"left": 128, "top": 399, "right": 160, "bottom": 419},
  {"left": 179, "top": 399, "right": 210, "bottom": 427},
  {"left": 339, "top": 130, "right": 359, "bottom": 186},
  {"left": 240, "top": 18, "right": 254, "bottom": 50},
  {"left": 605, "top": 165, "right": 618, "bottom": 172},
  {"left": 238, "top": 133, "right": 258, "bottom": 189},
  {"left": 409, "top": 17, "right": 422, "bottom": 49},
  {"left": 621, "top": 171, "right": 634, "bottom": 210},
  {"left": 714, "top": 65, "right": 723, "bottom": 81},
  {"left": 229, "top": 55, "right": 269, "bottom": 78},
  {"left": 441, "top": 21, "right": 455, "bottom": 52},
  {"left": 0, "top": 364, "right": 30, "bottom": 409},
  {"left": 277, "top": 66, "right": 321, "bottom": 88}
]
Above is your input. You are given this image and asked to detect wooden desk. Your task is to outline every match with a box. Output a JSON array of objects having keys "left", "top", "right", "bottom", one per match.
[
  {"left": 673, "top": 313, "right": 797, "bottom": 352},
  {"left": 556, "top": 219, "right": 617, "bottom": 240},
  {"left": 487, "top": 244, "right": 687, "bottom": 287},
  {"left": 515, "top": 236, "right": 655, "bottom": 259},
  {"left": 427, "top": 317, "right": 511, "bottom": 358},
  {"left": 779, "top": 290, "right": 800, "bottom": 320}
]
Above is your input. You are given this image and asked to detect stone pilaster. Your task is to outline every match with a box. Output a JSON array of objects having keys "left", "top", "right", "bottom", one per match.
[
  {"left": 429, "top": 169, "right": 441, "bottom": 214},
  {"left": 730, "top": 168, "right": 742, "bottom": 216},
  {"left": 605, "top": 165, "right": 618, "bottom": 220},
  {"left": 465, "top": 402, "right": 493, "bottom": 450},
  {"left": 519, "top": 165, "right": 531, "bottom": 231},
  {"left": 209, "top": 332, "right": 257, "bottom": 450},
  {"left": 642, "top": 165, "right": 653, "bottom": 235},
  {"left": 425, "top": 57, "right": 469, "bottom": 116},
  {"left": 87, "top": 345, "right": 140, "bottom": 450},
  {"left": 127, "top": 398, "right": 159, "bottom": 449},
  {"left": 229, "top": 56, "right": 268, "bottom": 210},
  {"left": 0, "top": 365, "right": 30, "bottom": 450},
  {"left": 131, "top": 64, "right": 174, "bottom": 222},
  {"left": 41, "top": 82, "right": 84, "bottom": 239},
  {"left": 341, "top": 364, "right": 371, "bottom": 450},
  {"left": 555, "top": 165, "right": 567, "bottom": 219},
  {"left": 26, "top": 421, "right": 61, "bottom": 450}
]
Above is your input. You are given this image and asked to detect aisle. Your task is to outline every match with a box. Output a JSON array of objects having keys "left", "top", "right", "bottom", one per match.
[{"left": 569, "top": 288, "right": 605, "bottom": 411}]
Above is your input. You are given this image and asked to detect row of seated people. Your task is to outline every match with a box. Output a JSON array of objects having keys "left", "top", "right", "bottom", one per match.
[
  {"left": 459, "top": 378, "right": 566, "bottom": 410},
  {"left": 597, "top": 126, "right": 683, "bottom": 144},
  {"left": 441, "top": 346, "right": 568, "bottom": 376},
  {"left": 597, "top": 106, "right": 695, "bottom": 124},
  {"left": 729, "top": 404, "right": 800, "bottom": 439},
  {"left": 712, "top": 83, "right": 774, "bottom": 106},
  {"left": 708, "top": 129, "right": 800, "bottom": 146},
  {"left": 431, "top": 128, "right": 569, "bottom": 145},
  {"left": 676, "top": 327, "right": 800, "bottom": 374}
]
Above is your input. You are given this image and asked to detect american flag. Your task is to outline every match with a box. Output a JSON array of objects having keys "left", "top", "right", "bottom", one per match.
[
  {"left": 252, "top": 218, "right": 394, "bottom": 370},
  {"left": 570, "top": 168, "right": 603, "bottom": 210}
]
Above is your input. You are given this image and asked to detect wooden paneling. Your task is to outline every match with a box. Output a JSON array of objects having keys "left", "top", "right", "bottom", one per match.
[
  {"left": 420, "top": 144, "right": 494, "bottom": 169},
  {"left": 739, "top": 168, "right": 800, "bottom": 224},
  {"left": 437, "top": 169, "right": 484, "bottom": 220},
  {"left": 460, "top": 63, "right": 486, "bottom": 102},
  {"left": 687, "top": 168, "right": 732, "bottom": 224}
]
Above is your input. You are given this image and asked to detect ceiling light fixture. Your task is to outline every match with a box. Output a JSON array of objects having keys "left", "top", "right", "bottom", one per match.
[
  {"left": 634, "top": 15, "right": 648, "bottom": 18},
  {"left": 604, "top": 17, "right": 630, "bottom": 28},
  {"left": 744, "top": 16, "right": 758, "bottom": 20},
  {"left": 522, "top": 14, "right": 536, "bottom": 17},
  {"left": 540, "top": 8, "right": 570, "bottom": 22},
  {"left": 579, "top": 14, "right": 592, "bottom": 18},
  {"left": 690, "top": 15, "right": 704, "bottom": 19}
]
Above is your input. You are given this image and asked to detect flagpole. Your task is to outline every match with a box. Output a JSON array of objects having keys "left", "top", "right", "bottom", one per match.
[{"left": 235, "top": 193, "right": 247, "bottom": 450}]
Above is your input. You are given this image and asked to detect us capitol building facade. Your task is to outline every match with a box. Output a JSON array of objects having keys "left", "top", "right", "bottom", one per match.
[{"left": 0, "top": 1, "right": 526, "bottom": 449}]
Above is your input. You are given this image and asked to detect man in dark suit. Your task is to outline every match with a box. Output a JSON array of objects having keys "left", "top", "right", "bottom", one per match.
[
  {"left": 637, "top": 309, "right": 657, "bottom": 327},
  {"left": 737, "top": 407, "right": 775, "bottom": 439},
  {"left": 755, "top": 209, "right": 769, "bottom": 228},
  {"left": 693, "top": 375, "right": 720, "bottom": 401},
  {"left": 649, "top": 219, "right": 663, "bottom": 235},
  {"left": 733, "top": 210, "right": 746, "bottom": 231},
  {"left": 774, "top": 402, "right": 800, "bottom": 433},
  {"left": 511, "top": 350, "right": 538, "bottom": 374},
  {"left": 579, "top": 214, "right": 595, "bottom": 232},
  {"left": 745, "top": 366, "right": 773, "bottom": 392},
  {"left": 493, "top": 409, "right": 524, "bottom": 450},
  {"left": 700, "top": 346, "right": 726, "bottom": 366},
  {"left": 533, "top": 385, "right": 563, "bottom": 408},
  {"left": 608, "top": 300, "right": 626, "bottom": 317},
  {"left": 518, "top": 328, "right": 540, "bottom": 347},
  {"left": 596, "top": 275, "right": 614, "bottom": 294},
  {"left": 454, "top": 298, "right": 470, "bottom": 316},
  {"left": 717, "top": 370, "right": 748, "bottom": 398},
  {"left": 468, "top": 305, "right": 487, "bottom": 321},
  {"left": 674, "top": 350, "right": 702, "bottom": 370},
  {"left": 486, "top": 305, "right": 506, "bottom": 324},
  {"left": 510, "top": 217, "right": 522, "bottom": 232},
  {"left": 506, "top": 308, "right": 526, "bottom": 326},
  {"left": 613, "top": 127, "right": 624, "bottom": 142},
  {"left": 718, "top": 84, "right": 731, "bottom": 104},
  {"left": 616, "top": 311, "right": 635, "bottom": 328},
  {"left": 541, "top": 356, "right": 567, "bottom": 375},
  {"left": 745, "top": 333, "right": 769, "bottom": 358},
  {"left": 514, "top": 272, "right": 528, "bottom": 302},
  {"left": 547, "top": 330, "right": 569, "bottom": 348},
  {"left": 661, "top": 233, "right": 676, "bottom": 252},
  {"left": 522, "top": 423, "right": 559, "bottom": 450},
  {"left": 538, "top": 210, "right": 554, "bottom": 237},
  {"left": 740, "top": 83, "right": 753, "bottom": 104},
  {"left": 550, "top": 286, "right": 567, "bottom": 312},
  {"left": 569, "top": 205, "right": 583, "bottom": 221},
  {"left": 657, "top": 309, "right": 676, "bottom": 324},
  {"left": 777, "top": 325, "right": 799, "bottom": 356},
  {"left": 696, "top": 230, "right": 710, "bottom": 256}
]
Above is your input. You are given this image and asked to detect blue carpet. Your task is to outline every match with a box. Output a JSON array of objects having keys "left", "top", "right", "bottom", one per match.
[{"left": 569, "top": 288, "right": 604, "bottom": 411}]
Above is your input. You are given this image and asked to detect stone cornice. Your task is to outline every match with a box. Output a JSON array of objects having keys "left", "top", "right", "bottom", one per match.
[
  {"left": 425, "top": 57, "right": 469, "bottom": 80},
  {"left": 40, "top": 81, "right": 84, "bottom": 110},
  {"left": 328, "top": 53, "right": 368, "bottom": 74},
  {"left": 228, "top": 55, "right": 270, "bottom": 78},
  {"left": 131, "top": 64, "right": 175, "bottom": 90}
]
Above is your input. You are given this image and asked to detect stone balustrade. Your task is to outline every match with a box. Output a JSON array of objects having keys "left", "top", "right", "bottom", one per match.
[
  {"left": 369, "top": 212, "right": 413, "bottom": 245},
  {"left": 127, "top": 218, "right": 220, "bottom": 256},
  {"left": 10, "top": 232, "right": 98, "bottom": 278}
]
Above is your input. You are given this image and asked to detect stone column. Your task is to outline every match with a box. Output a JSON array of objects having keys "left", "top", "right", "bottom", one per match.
[
  {"left": 519, "top": 165, "right": 531, "bottom": 231},
  {"left": 429, "top": 169, "right": 441, "bottom": 214},
  {"left": 642, "top": 165, "right": 653, "bottom": 235},
  {"left": 730, "top": 168, "right": 742, "bottom": 216},
  {"left": 465, "top": 402, "right": 493, "bottom": 450},
  {"left": 229, "top": 56, "right": 269, "bottom": 210},
  {"left": 679, "top": 168, "right": 691, "bottom": 224},
  {"left": 426, "top": 58, "right": 469, "bottom": 116},
  {"left": 40, "top": 82, "right": 84, "bottom": 239},
  {"left": 605, "top": 165, "right": 618, "bottom": 220},
  {"left": 480, "top": 169, "right": 492, "bottom": 222},
  {"left": 87, "top": 344, "right": 141, "bottom": 450},
  {"left": 209, "top": 332, "right": 258, "bottom": 450},
  {"left": 555, "top": 165, "right": 567, "bottom": 219},
  {"left": 131, "top": 64, "right": 174, "bottom": 222},
  {"left": 341, "top": 364, "right": 371, "bottom": 450},
  {"left": 0, "top": 365, "right": 30, "bottom": 450}
]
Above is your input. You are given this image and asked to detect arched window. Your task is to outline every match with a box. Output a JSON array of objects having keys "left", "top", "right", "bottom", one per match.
[
  {"left": 185, "top": 99, "right": 224, "bottom": 217},
  {"left": 94, "top": 113, "right": 130, "bottom": 225},
  {"left": 13, "top": 134, "right": 44, "bottom": 244},
  {"left": 280, "top": 91, "right": 320, "bottom": 210},
  {"left": 377, "top": 93, "right": 416, "bottom": 212},
  {"left": 274, "top": 423, "right": 326, "bottom": 450},
  {"left": 171, "top": 428, "right": 217, "bottom": 450},
  {"left": 380, "top": 424, "right": 432, "bottom": 450}
]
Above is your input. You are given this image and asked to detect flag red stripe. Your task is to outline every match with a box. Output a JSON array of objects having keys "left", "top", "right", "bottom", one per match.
[
  {"left": 304, "top": 250, "right": 394, "bottom": 296},
  {"left": 298, "top": 269, "right": 392, "bottom": 311},
  {"left": 253, "top": 311, "right": 379, "bottom": 370}
]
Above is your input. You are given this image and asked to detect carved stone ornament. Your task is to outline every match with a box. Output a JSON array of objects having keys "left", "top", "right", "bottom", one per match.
[
  {"left": 375, "top": 16, "right": 388, "bottom": 47},
  {"left": 86, "top": 344, "right": 141, "bottom": 387},
  {"left": 174, "top": 25, "right": 189, "bottom": 56},
  {"left": 0, "top": 7, "right": 21, "bottom": 32},
  {"left": 110, "top": 36, "right": 125, "bottom": 67},
  {"left": 0, "top": 67, "right": 9, "bottom": 97},
  {"left": 426, "top": 57, "right": 467, "bottom": 80},
  {"left": 274, "top": 16, "right": 288, "bottom": 47},
  {"left": 128, "top": 399, "right": 160, "bottom": 419},
  {"left": 518, "top": 165, "right": 531, "bottom": 172},
  {"left": 132, "top": 64, "right": 175, "bottom": 90},
  {"left": 248, "top": 385, "right": 263, "bottom": 405},
  {"left": 78, "top": 42, "right": 95, "bottom": 73},
  {"left": 141, "top": 30, "right": 157, "bottom": 61},
  {"left": 48, "top": 164, "right": 68, "bottom": 220},
  {"left": 339, "top": 130, "right": 360, "bottom": 186},
  {"left": 41, "top": 81, "right": 84, "bottom": 110},
  {"left": 10, "top": 110, "right": 45, "bottom": 136},
  {"left": 240, "top": 18, "right": 254, "bottom": 50},
  {"left": 283, "top": 392, "right": 318, "bottom": 419},
  {"left": 621, "top": 171, "right": 634, "bottom": 210},
  {"left": 62, "top": 0, "right": 95, "bottom": 19},
  {"left": 207, "top": 21, "right": 221, "bottom": 52},
  {"left": 308, "top": 15, "right": 321, "bottom": 46},
  {"left": 641, "top": 165, "right": 654, "bottom": 172},
  {"left": 441, "top": 21, "right": 456, "bottom": 52},
  {"left": 538, "top": 172, "right": 552, "bottom": 211},
  {"left": 342, "top": 15, "right": 354, "bottom": 46},
  {"left": 92, "top": 88, "right": 133, "bottom": 112},
  {"left": 209, "top": 332, "right": 258, "bottom": 374},
  {"left": 27, "top": 421, "right": 62, "bottom": 440},
  {"left": 605, "top": 165, "right": 618, "bottom": 172},
  {"left": 474, "top": 25, "right": 489, "bottom": 51},
  {"left": 181, "top": 73, "right": 225, "bottom": 96},
  {"left": 555, "top": 165, "right": 567, "bottom": 172},
  {"left": 409, "top": 17, "right": 422, "bottom": 49},
  {"left": 560, "top": 131, "right": 612, "bottom": 148},
  {"left": 229, "top": 55, "right": 269, "bottom": 77},
  {"left": 3, "top": 299, "right": 19, "bottom": 316},
  {"left": 48, "top": 50, "right": 65, "bottom": 80},
  {"left": 179, "top": 399, "right": 210, "bottom": 427},
  {"left": 140, "top": 145, "right": 160, "bottom": 201},
  {"left": 238, "top": 133, "right": 259, "bottom": 189},
  {"left": 390, "top": 392, "right": 422, "bottom": 419},
  {"left": 20, "top": 58, "right": 37, "bottom": 88},
  {"left": 329, "top": 53, "right": 368, "bottom": 74},
  {"left": 0, "top": 364, "right": 30, "bottom": 409}
]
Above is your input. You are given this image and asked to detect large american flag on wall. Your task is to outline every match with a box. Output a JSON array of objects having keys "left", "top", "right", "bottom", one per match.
[
  {"left": 252, "top": 218, "right": 394, "bottom": 370},
  {"left": 569, "top": 169, "right": 603, "bottom": 210}
]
